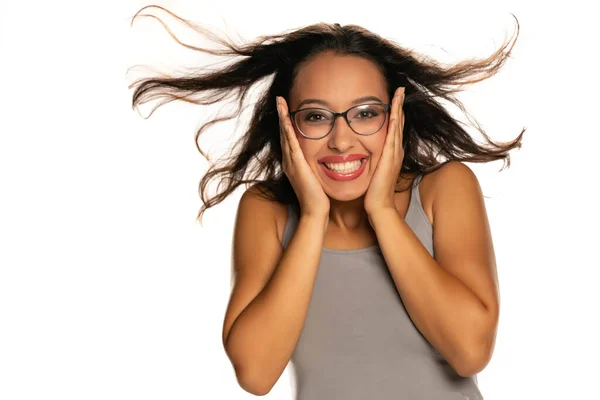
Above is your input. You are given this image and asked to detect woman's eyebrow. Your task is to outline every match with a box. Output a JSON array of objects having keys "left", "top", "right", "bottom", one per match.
[{"left": 297, "top": 95, "right": 383, "bottom": 108}]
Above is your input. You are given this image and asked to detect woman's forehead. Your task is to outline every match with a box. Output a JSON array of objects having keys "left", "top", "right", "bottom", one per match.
[{"left": 290, "top": 54, "right": 388, "bottom": 107}]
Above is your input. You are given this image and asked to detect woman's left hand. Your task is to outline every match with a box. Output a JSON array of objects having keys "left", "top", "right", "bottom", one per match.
[{"left": 364, "top": 87, "right": 406, "bottom": 216}]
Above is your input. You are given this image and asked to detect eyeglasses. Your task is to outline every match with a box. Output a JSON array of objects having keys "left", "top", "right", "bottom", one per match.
[{"left": 289, "top": 103, "right": 391, "bottom": 140}]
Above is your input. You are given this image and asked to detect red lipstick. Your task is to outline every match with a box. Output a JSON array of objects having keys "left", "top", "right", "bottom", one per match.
[
  {"left": 318, "top": 154, "right": 368, "bottom": 181},
  {"left": 317, "top": 154, "right": 368, "bottom": 163}
]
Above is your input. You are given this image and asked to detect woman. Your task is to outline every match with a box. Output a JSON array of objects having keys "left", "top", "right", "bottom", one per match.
[{"left": 130, "top": 6, "right": 524, "bottom": 399}]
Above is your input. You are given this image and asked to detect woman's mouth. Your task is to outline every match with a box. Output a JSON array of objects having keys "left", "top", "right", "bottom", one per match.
[{"left": 319, "top": 158, "right": 368, "bottom": 181}]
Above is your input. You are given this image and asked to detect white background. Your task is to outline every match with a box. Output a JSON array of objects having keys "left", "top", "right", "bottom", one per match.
[{"left": 1, "top": 1, "right": 598, "bottom": 399}]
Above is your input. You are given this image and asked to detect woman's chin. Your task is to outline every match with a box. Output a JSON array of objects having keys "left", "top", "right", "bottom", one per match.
[{"left": 323, "top": 186, "right": 368, "bottom": 203}]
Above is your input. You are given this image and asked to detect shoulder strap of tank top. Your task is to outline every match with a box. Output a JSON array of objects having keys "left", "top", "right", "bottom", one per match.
[
  {"left": 281, "top": 203, "right": 299, "bottom": 249},
  {"left": 410, "top": 173, "right": 425, "bottom": 209}
]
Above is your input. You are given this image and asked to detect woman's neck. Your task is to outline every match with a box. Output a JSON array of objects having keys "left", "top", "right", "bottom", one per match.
[
  {"left": 328, "top": 196, "right": 369, "bottom": 231},
  {"left": 326, "top": 172, "right": 417, "bottom": 231}
]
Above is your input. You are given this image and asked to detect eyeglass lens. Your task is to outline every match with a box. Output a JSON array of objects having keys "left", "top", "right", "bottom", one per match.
[{"left": 294, "top": 104, "right": 387, "bottom": 139}]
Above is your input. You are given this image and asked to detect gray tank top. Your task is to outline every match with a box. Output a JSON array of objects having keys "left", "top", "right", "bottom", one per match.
[{"left": 281, "top": 174, "right": 483, "bottom": 400}]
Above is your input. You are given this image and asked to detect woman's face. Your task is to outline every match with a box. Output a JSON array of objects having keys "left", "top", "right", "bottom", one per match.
[{"left": 288, "top": 52, "right": 390, "bottom": 202}]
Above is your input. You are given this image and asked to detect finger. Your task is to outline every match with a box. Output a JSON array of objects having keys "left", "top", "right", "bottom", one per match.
[
  {"left": 277, "top": 98, "right": 291, "bottom": 169},
  {"left": 400, "top": 94, "right": 405, "bottom": 150},
  {"left": 390, "top": 89, "right": 400, "bottom": 152},
  {"left": 394, "top": 87, "right": 405, "bottom": 155},
  {"left": 387, "top": 117, "right": 396, "bottom": 154},
  {"left": 277, "top": 99, "right": 287, "bottom": 148},
  {"left": 280, "top": 128, "right": 290, "bottom": 171},
  {"left": 386, "top": 92, "right": 400, "bottom": 153},
  {"left": 394, "top": 89, "right": 402, "bottom": 155}
]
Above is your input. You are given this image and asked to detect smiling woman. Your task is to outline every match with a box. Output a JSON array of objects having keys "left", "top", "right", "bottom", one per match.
[{"left": 129, "top": 5, "right": 524, "bottom": 399}]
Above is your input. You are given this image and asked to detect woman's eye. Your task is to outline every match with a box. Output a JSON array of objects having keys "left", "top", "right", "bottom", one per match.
[{"left": 306, "top": 113, "right": 326, "bottom": 121}]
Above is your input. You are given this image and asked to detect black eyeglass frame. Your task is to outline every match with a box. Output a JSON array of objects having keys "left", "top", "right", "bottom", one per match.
[{"left": 289, "top": 102, "right": 392, "bottom": 140}]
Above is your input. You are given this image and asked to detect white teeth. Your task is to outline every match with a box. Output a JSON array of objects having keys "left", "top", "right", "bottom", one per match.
[{"left": 324, "top": 159, "right": 364, "bottom": 173}]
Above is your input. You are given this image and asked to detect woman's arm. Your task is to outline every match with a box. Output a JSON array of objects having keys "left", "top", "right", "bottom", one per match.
[
  {"left": 222, "top": 187, "right": 327, "bottom": 396},
  {"left": 367, "top": 161, "right": 500, "bottom": 377}
]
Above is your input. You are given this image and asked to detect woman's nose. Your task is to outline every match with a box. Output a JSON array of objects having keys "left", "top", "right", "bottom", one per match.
[{"left": 327, "top": 116, "right": 356, "bottom": 151}]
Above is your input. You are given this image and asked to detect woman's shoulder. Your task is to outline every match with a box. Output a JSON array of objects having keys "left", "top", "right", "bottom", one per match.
[
  {"left": 395, "top": 162, "right": 470, "bottom": 227},
  {"left": 417, "top": 161, "right": 478, "bottom": 226},
  {"left": 240, "top": 162, "right": 474, "bottom": 246},
  {"left": 241, "top": 183, "right": 289, "bottom": 246}
]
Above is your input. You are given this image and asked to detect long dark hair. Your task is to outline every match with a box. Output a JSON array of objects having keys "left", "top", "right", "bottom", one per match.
[{"left": 129, "top": 5, "right": 525, "bottom": 224}]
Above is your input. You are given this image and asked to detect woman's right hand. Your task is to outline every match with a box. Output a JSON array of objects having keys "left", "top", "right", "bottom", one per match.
[{"left": 276, "top": 96, "right": 330, "bottom": 218}]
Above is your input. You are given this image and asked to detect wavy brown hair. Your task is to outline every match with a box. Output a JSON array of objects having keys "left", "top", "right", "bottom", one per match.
[{"left": 129, "top": 5, "right": 525, "bottom": 224}]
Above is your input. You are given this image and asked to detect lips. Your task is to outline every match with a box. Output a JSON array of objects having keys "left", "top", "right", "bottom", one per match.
[
  {"left": 317, "top": 154, "right": 368, "bottom": 163},
  {"left": 319, "top": 157, "right": 368, "bottom": 181}
]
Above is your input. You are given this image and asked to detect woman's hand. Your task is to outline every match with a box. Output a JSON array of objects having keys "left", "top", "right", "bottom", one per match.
[
  {"left": 277, "top": 96, "right": 330, "bottom": 218},
  {"left": 364, "top": 87, "right": 406, "bottom": 216}
]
